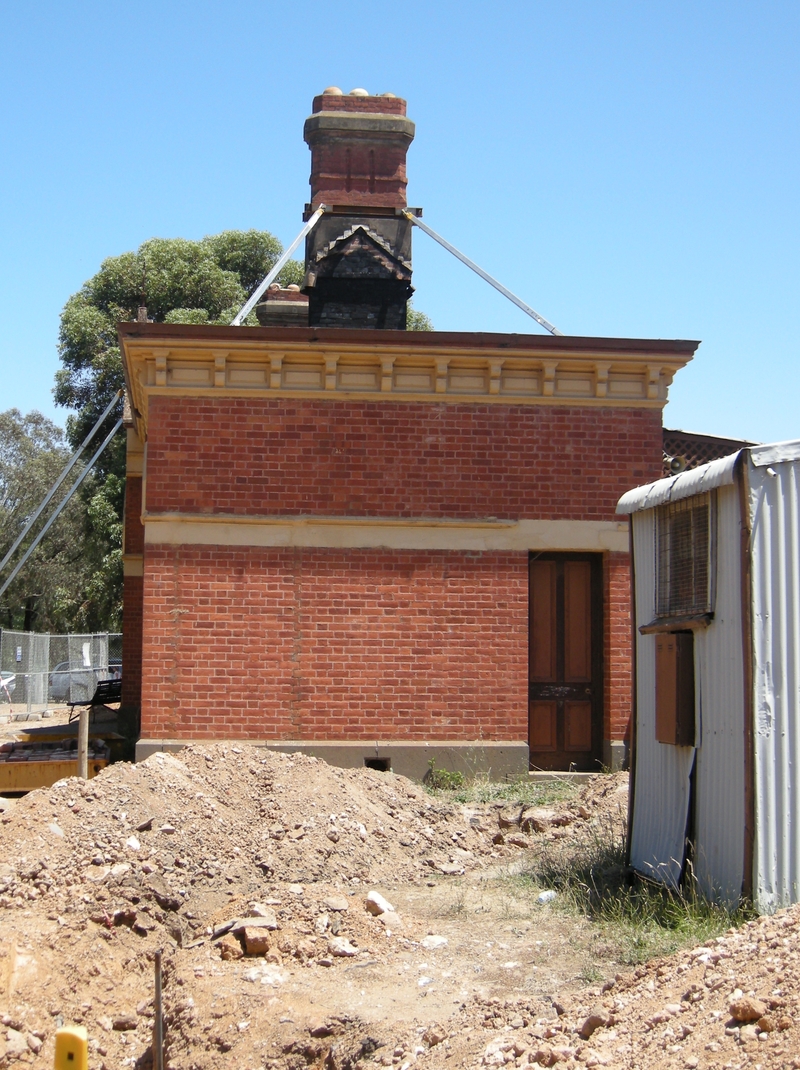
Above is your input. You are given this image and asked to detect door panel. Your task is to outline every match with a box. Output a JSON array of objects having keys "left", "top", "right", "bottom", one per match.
[
  {"left": 529, "top": 701, "right": 557, "bottom": 751},
  {"left": 529, "top": 554, "right": 603, "bottom": 771},
  {"left": 565, "top": 701, "right": 593, "bottom": 751},
  {"left": 564, "top": 562, "right": 592, "bottom": 681},
  {"left": 529, "top": 562, "right": 557, "bottom": 681}
]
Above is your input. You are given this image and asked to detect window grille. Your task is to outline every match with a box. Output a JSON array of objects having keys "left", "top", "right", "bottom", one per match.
[{"left": 655, "top": 494, "right": 713, "bottom": 618}]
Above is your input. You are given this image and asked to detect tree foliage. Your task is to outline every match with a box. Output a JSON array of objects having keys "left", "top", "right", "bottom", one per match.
[
  {"left": 49, "top": 228, "right": 431, "bottom": 632},
  {"left": 0, "top": 409, "right": 120, "bottom": 632},
  {"left": 407, "top": 304, "right": 434, "bottom": 331},
  {"left": 49, "top": 229, "right": 304, "bottom": 632},
  {"left": 55, "top": 231, "right": 304, "bottom": 456}
]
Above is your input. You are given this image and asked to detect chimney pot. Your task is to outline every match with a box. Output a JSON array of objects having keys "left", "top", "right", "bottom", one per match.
[
  {"left": 349, "top": 88, "right": 369, "bottom": 96},
  {"left": 322, "top": 86, "right": 343, "bottom": 96}
]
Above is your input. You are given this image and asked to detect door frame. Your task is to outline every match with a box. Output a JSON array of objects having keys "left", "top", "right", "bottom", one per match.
[{"left": 528, "top": 551, "right": 605, "bottom": 771}]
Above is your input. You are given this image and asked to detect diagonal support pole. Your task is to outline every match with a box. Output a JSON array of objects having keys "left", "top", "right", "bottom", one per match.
[
  {"left": 230, "top": 206, "right": 327, "bottom": 326},
  {"left": 0, "top": 418, "right": 123, "bottom": 602},
  {"left": 0, "top": 389, "right": 123, "bottom": 576},
  {"left": 402, "top": 210, "right": 563, "bottom": 336}
]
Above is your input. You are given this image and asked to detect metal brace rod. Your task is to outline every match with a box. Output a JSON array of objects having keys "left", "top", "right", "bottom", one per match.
[
  {"left": 0, "top": 418, "right": 123, "bottom": 602},
  {"left": 0, "top": 389, "right": 123, "bottom": 576},
  {"left": 402, "top": 211, "right": 563, "bottom": 336},
  {"left": 230, "top": 205, "right": 327, "bottom": 326}
]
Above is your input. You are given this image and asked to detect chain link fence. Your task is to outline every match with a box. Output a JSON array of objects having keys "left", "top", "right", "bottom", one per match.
[{"left": 0, "top": 629, "right": 122, "bottom": 712}]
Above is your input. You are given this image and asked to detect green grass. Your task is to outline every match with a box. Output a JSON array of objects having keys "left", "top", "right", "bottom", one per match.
[
  {"left": 517, "top": 831, "right": 755, "bottom": 965},
  {"left": 424, "top": 770, "right": 581, "bottom": 808}
]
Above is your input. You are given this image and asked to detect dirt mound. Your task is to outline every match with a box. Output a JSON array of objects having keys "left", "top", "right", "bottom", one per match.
[
  {"left": 2, "top": 747, "right": 794, "bottom": 1069},
  {"left": 434, "top": 907, "right": 800, "bottom": 1069}
]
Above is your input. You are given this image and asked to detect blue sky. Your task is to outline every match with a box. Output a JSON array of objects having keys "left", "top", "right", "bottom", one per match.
[{"left": 1, "top": 1, "right": 798, "bottom": 443}]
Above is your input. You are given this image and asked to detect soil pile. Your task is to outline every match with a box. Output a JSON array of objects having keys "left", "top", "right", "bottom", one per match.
[{"left": 1, "top": 745, "right": 795, "bottom": 1069}]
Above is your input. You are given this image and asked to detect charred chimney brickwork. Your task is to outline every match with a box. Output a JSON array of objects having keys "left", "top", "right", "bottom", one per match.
[{"left": 302, "top": 88, "right": 417, "bottom": 330}]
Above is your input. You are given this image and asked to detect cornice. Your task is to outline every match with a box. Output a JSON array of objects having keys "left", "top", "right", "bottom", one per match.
[{"left": 119, "top": 329, "right": 694, "bottom": 441}]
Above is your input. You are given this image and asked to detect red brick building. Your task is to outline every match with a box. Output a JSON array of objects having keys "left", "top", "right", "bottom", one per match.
[{"left": 120, "top": 89, "right": 696, "bottom": 777}]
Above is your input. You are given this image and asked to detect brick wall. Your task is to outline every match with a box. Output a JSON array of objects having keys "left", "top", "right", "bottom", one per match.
[
  {"left": 122, "top": 474, "right": 143, "bottom": 710},
  {"left": 140, "top": 546, "right": 528, "bottom": 743},
  {"left": 603, "top": 550, "right": 633, "bottom": 743},
  {"left": 144, "top": 397, "right": 663, "bottom": 521}
]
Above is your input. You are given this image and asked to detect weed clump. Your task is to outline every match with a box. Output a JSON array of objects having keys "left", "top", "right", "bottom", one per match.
[{"left": 521, "top": 830, "right": 754, "bottom": 964}]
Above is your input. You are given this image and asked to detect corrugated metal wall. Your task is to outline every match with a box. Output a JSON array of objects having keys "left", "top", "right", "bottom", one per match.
[
  {"left": 750, "top": 457, "right": 800, "bottom": 912},
  {"left": 691, "top": 484, "right": 745, "bottom": 903},
  {"left": 629, "top": 486, "right": 746, "bottom": 901},
  {"left": 629, "top": 511, "right": 695, "bottom": 888}
]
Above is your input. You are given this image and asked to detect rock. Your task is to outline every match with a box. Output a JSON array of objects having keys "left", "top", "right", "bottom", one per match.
[
  {"left": 242, "top": 927, "right": 272, "bottom": 955},
  {"left": 328, "top": 936, "right": 359, "bottom": 957},
  {"left": 159, "top": 824, "right": 176, "bottom": 834},
  {"left": 112, "top": 1015, "right": 138, "bottom": 1031},
  {"left": 248, "top": 902, "right": 277, "bottom": 918},
  {"left": 507, "top": 835, "right": 530, "bottom": 848},
  {"left": 378, "top": 911, "right": 404, "bottom": 930},
  {"left": 26, "top": 1033, "right": 42, "bottom": 1054},
  {"left": 84, "top": 865, "right": 110, "bottom": 883},
  {"left": 125, "top": 836, "right": 140, "bottom": 850},
  {"left": 491, "top": 832, "right": 505, "bottom": 845},
  {"left": 579, "top": 1012, "right": 608, "bottom": 1038},
  {"left": 237, "top": 910, "right": 278, "bottom": 931},
  {"left": 323, "top": 894, "right": 349, "bottom": 912},
  {"left": 309, "top": 1020, "right": 334, "bottom": 1038},
  {"left": 365, "top": 890, "right": 394, "bottom": 915},
  {"left": 109, "top": 863, "right": 130, "bottom": 881},
  {"left": 423, "top": 1025, "right": 447, "bottom": 1046},
  {"left": 136, "top": 817, "right": 153, "bottom": 832},
  {"left": 421, "top": 934, "right": 448, "bottom": 949},
  {"left": 315, "top": 913, "right": 329, "bottom": 935},
  {"left": 537, "top": 890, "right": 557, "bottom": 904},
  {"left": 757, "top": 1015, "right": 775, "bottom": 1032},
  {"left": 435, "top": 862, "right": 464, "bottom": 875},
  {"left": 738, "top": 1023, "right": 758, "bottom": 1042},
  {"left": 497, "top": 810, "right": 521, "bottom": 829},
  {"left": 520, "top": 808, "right": 556, "bottom": 833},
  {"left": 4, "top": 1029, "right": 28, "bottom": 1057},
  {"left": 777, "top": 1015, "right": 794, "bottom": 1030},
  {"left": 145, "top": 875, "right": 182, "bottom": 912},
  {"left": 219, "top": 934, "right": 243, "bottom": 960},
  {"left": 729, "top": 996, "right": 767, "bottom": 1022},
  {"left": 47, "top": 823, "right": 65, "bottom": 838}
]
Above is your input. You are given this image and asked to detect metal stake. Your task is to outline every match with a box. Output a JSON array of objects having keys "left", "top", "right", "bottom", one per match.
[
  {"left": 230, "top": 205, "right": 327, "bottom": 326},
  {"left": 153, "top": 949, "right": 164, "bottom": 1070},
  {"left": 77, "top": 707, "right": 89, "bottom": 780},
  {"left": 402, "top": 211, "right": 563, "bottom": 336}
]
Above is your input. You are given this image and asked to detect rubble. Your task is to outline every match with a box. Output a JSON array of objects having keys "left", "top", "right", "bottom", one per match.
[{"left": 0, "top": 745, "right": 797, "bottom": 1068}]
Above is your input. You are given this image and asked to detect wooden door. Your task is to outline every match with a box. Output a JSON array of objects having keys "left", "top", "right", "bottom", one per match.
[{"left": 529, "top": 554, "right": 603, "bottom": 770}]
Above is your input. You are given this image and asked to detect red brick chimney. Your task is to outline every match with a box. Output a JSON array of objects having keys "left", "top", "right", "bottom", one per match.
[
  {"left": 302, "top": 88, "right": 418, "bottom": 329},
  {"left": 304, "top": 88, "right": 414, "bottom": 209}
]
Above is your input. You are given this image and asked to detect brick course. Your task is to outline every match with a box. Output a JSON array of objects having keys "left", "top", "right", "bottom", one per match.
[
  {"left": 144, "top": 397, "right": 662, "bottom": 521},
  {"left": 603, "top": 550, "right": 633, "bottom": 743},
  {"left": 140, "top": 547, "right": 528, "bottom": 743}
]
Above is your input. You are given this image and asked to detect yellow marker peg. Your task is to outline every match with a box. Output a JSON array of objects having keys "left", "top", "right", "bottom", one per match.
[{"left": 54, "top": 1025, "right": 88, "bottom": 1070}]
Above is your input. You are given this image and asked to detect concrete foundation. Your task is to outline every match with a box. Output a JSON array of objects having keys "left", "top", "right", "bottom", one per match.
[
  {"left": 602, "top": 739, "right": 628, "bottom": 772},
  {"left": 135, "top": 738, "right": 530, "bottom": 782}
]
